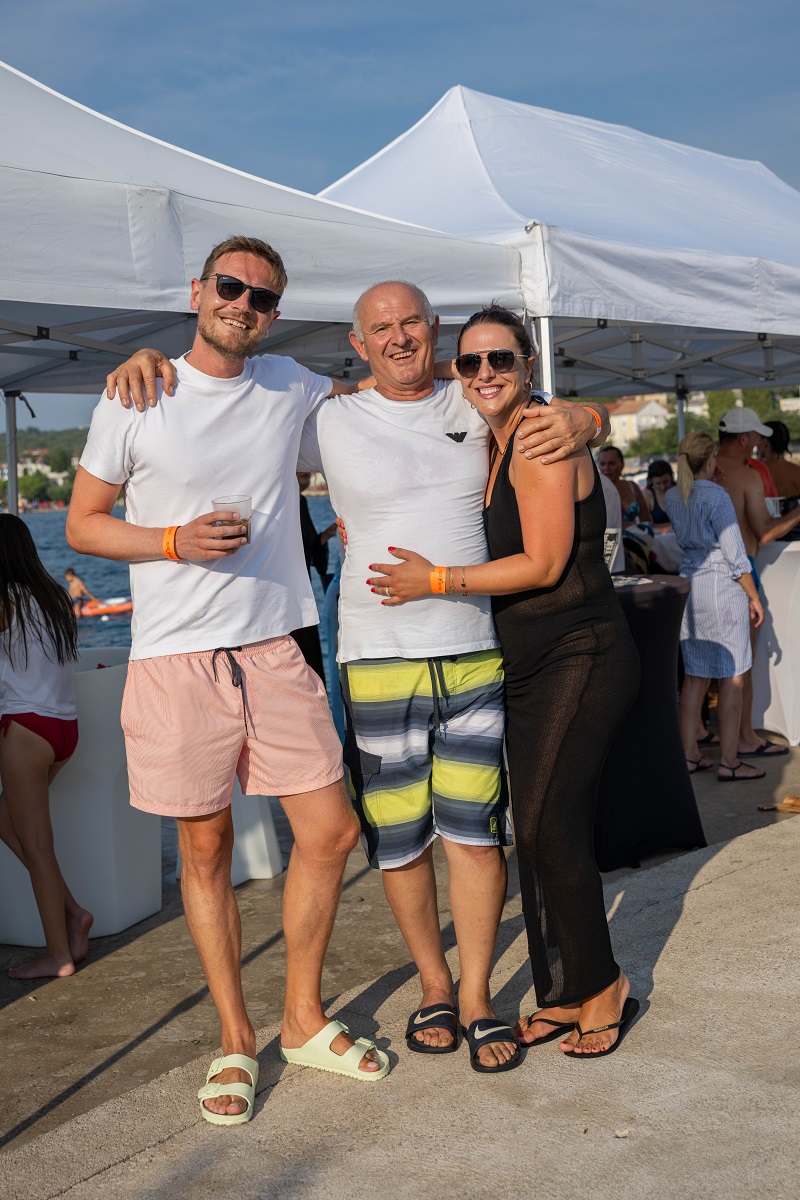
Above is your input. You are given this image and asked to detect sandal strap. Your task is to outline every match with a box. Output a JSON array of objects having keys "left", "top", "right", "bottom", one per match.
[
  {"left": 197, "top": 1081, "right": 254, "bottom": 1109},
  {"left": 204, "top": 1053, "right": 258, "bottom": 1086},
  {"left": 464, "top": 1018, "right": 518, "bottom": 1056},
  {"left": 574, "top": 1018, "right": 624, "bottom": 1038},
  {"left": 405, "top": 1004, "right": 458, "bottom": 1037},
  {"left": 528, "top": 1013, "right": 576, "bottom": 1030},
  {"left": 337, "top": 1036, "right": 378, "bottom": 1072}
]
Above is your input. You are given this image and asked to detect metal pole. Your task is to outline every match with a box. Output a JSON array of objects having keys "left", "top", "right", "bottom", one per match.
[
  {"left": 675, "top": 374, "right": 688, "bottom": 445},
  {"left": 537, "top": 316, "right": 556, "bottom": 395},
  {"left": 3, "top": 390, "right": 18, "bottom": 516}
]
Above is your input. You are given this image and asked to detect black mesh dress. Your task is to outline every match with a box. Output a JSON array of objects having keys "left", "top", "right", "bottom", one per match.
[{"left": 485, "top": 446, "right": 640, "bottom": 1006}]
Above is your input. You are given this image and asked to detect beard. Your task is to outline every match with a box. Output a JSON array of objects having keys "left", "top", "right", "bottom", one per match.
[{"left": 196, "top": 308, "right": 264, "bottom": 361}]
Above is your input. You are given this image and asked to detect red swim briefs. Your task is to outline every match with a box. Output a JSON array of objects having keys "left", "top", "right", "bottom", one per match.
[{"left": 0, "top": 713, "right": 79, "bottom": 763}]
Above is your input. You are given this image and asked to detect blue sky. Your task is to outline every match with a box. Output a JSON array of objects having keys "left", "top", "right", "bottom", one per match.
[{"left": 3, "top": 0, "right": 798, "bottom": 428}]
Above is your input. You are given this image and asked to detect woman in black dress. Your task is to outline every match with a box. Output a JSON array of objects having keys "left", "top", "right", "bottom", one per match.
[{"left": 368, "top": 307, "right": 640, "bottom": 1056}]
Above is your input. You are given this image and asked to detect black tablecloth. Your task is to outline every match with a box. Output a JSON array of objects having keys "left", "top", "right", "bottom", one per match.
[{"left": 595, "top": 575, "right": 707, "bottom": 871}]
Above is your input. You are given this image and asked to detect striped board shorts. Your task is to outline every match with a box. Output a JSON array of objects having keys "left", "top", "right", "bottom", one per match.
[{"left": 340, "top": 649, "right": 510, "bottom": 870}]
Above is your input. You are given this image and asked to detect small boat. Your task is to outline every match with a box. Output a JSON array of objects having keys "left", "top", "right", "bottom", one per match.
[{"left": 81, "top": 596, "right": 133, "bottom": 617}]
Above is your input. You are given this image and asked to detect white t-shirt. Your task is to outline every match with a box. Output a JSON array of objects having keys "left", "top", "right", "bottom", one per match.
[
  {"left": 299, "top": 380, "right": 500, "bottom": 663},
  {"left": 0, "top": 600, "right": 77, "bottom": 719},
  {"left": 80, "top": 354, "right": 331, "bottom": 660}
]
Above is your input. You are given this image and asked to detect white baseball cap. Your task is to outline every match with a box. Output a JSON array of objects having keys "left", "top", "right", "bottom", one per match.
[{"left": 718, "top": 407, "right": 772, "bottom": 437}]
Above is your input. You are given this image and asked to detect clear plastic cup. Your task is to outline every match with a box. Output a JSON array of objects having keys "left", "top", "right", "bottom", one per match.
[{"left": 212, "top": 495, "right": 252, "bottom": 545}]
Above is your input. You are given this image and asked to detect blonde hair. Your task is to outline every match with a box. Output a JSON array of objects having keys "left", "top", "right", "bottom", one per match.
[{"left": 677, "top": 431, "right": 716, "bottom": 501}]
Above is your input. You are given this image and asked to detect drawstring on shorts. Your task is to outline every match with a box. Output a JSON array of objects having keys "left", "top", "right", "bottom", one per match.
[
  {"left": 211, "top": 646, "right": 250, "bottom": 736},
  {"left": 427, "top": 658, "right": 450, "bottom": 734}
]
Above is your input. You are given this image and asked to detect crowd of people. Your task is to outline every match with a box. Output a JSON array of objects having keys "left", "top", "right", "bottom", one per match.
[{"left": 1, "top": 233, "right": 795, "bottom": 1127}]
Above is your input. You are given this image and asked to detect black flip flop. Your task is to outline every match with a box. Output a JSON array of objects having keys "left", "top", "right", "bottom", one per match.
[
  {"left": 461, "top": 1018, "right": 521, "bottom": 1073},
  {"left": 739, "top": 740, "right": 789, "bottom": 757},
  {"left": 718, "top": 761, "right": 766, "bottom": 783},
  {"left": 405, "top": 1003, "right": 459, "bottom": 1054},
  {"left": 519, "top": 1013, "right": 576, "bottom": 1046},
  {"left": 562, "top": 997, "right": 640, "bottom": 1059}
]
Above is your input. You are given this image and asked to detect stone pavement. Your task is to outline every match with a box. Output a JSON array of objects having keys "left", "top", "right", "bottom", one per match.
[{"left": 3, "top": 818, "right": 798, "bottom": 1200}]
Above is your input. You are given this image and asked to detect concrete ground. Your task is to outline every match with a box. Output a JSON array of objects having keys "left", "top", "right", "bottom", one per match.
[{"left": 1, "top": 740, "right": 799, "bottom": 1197}]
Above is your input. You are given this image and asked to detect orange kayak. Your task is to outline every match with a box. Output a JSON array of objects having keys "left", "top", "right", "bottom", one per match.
[{"left": 81, "top": 597, "right": 133, "bottom": 617}]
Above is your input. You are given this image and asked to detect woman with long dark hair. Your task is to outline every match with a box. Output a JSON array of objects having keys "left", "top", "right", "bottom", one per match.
[
  {"left": 0, "top": 515, "right": 92, "bottom": 978},
  {"left": 368, "top": 306, "right": 641, "bottom": 1057}
]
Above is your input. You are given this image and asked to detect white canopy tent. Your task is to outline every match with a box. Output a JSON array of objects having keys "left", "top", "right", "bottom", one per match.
[
  {"left": 321, "top": 87, "right": 800, "bottom": 403},
  {"left": 0, "top": 63, "right": 522, "bottom": 512}
]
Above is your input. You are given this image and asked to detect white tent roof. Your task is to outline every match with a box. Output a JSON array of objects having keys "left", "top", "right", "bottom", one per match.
[
  {"left": 322, "top": 87, "right": 800, "bottom": 396},
  {"left": 0, "top": 64, "right": 522, "bottom": 394}
]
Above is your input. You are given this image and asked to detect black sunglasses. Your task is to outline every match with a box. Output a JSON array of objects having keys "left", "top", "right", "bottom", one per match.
[
  {"left": 201, "top": 273, "right": 281, "bottom": 314},
  {"left": 454, "top": 349, "right": 527, "bottom": 378}
]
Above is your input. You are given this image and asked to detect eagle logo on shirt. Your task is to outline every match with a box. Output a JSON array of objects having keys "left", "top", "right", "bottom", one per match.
[{"left": 446, "top": 431, "right": 468, "bottom": 442}]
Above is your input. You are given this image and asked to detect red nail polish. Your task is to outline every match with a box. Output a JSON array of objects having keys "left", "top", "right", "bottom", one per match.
[
  {"left": 388, "top": 546, "right": 395, "bottom": 552},
  {"left": 371, "top": 587, "right": 376, "bottom": 592}
]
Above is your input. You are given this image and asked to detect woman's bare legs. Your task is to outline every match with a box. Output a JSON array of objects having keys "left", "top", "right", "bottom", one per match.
[
  {"left": 717, "top": 675, "right": 763, "bottom": 779},
  {"left": 0, "top": 721, "right": 90, "bottom": 978},
  {"left": 0, "top": 769, "right": 93, "bottom": 965},
  {"left": 679, "top": 674, "right": 713, "bottom": 771}
]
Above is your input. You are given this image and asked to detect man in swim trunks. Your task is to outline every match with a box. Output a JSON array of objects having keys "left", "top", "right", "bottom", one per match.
[
  {"left": 64, "top": 568, "right": 96, "bottom": 617},
  {"left": 108, "top": 280, "right": 608, "bottom": 1071},
  {"left": 67, "top": 236, "right": 387, "bottom": 1126},
  {"left": 716, "top": 407, "right": 800, "bottom": 757}
]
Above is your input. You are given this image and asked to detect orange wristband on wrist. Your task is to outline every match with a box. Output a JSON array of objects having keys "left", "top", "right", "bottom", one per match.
[
  {"left": 584, "top": 405, "right": 603, "bottom": 434},
  {"left": 430, "top": 566, "right": 447, "bottom": 594},
  {"left": 163, "top": 525, "right": 181, "bottom": 561}
]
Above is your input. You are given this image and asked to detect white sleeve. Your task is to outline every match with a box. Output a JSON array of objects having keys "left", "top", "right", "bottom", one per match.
[
  {"left": 297, "top": 408, "right": 324, "bottom": 474},
  {"left": 295, "top": 363, "right": 333, "bottom": 414},
  {"left": 78, "top": 391, "right": 137, "bottom": 485}
]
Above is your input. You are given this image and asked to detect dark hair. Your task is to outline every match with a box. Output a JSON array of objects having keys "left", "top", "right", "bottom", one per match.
[
  {"left": 766, "top": 420, "right": 790, "bottom": 455},
  {"left": 457, "top": 304, "right": 534, "bottom": 358},
  {"left": 0, "top": 515, "right": 77, "bottom": 666},
  {"left": 598, "top": 445, "right": 625, "bottom": 465},
  {"left": 200, "top": 235, "right": 287, "bottom": 295},
  {"left": 647, "top": 458, "right": 675, "bottom": 483},
  {"left": 718, "top": 431, "right": 739, "bottom": 447}
]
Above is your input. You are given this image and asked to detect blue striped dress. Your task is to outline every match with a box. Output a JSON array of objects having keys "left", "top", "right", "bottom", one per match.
[{"left": 664, "top": 481, "right": 752, "bottom": 678}]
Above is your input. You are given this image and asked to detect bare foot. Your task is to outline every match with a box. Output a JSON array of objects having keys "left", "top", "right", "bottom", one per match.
[
  {"left": 67, "top": 907, "right": 93, "bottom": 964},
  {"left": 459, "top": 1002, "right": 517, "bottom": 1069},
  {"left": 9, "top": 953, "right": 76, "bottom": 980},
  {"left": 516, "top": 1003, "right": 581, "bottom": 1046},
  {"left": 201, "top": 1060, "right": 256, "bottom": 1118},
  {"left": 281, "top": 1015, "right": 382, "bottom": 1073},
  {"left": 561, "top": 972, "right": 630, "bottom": 1055},
  {"left": 410, "top": 983, "right": 457, "bottom": 1051}
]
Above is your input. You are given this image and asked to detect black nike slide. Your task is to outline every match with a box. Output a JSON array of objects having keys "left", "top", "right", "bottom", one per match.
[
  {"left": 461, "top": 1018, "right": 521, "bottom": 1073},
  {"left": 405, "top": 1004, "right": 459, "bottom": 1054}
]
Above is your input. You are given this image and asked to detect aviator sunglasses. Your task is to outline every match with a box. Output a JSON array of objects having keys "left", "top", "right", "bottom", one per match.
[
  {"left": 201, "top": 273, "right": 282, "bottom": 314},
  {"left": 455, "top": 349, "right": 528, "bottom": 378}
]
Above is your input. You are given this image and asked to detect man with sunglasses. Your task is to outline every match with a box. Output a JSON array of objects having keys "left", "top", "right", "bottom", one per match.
[
  {"left": 105, "top": 276, "right": 608, "bottom": 1075},
  {"left": 68, "top": 236, "right": 389, "bottom": 1128}
]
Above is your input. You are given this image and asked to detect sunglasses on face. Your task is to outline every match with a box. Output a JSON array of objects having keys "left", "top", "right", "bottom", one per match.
[
  {"left": 454, "top": 349, "right": 527, "bottom": 378},
  {"left": 201, "top": 273, "right": 281, "bottom": 315}
]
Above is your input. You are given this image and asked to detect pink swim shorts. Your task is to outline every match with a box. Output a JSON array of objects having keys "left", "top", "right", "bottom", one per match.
[{"left": 121, "top": 636, "right": 343, "bottom": 817}]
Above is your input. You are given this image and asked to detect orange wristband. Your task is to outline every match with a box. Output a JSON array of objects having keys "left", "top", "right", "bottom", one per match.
[
  {"left": 584, "top": 405, "right": 603, "bottom": 434},
  {"left": 430, "top": 566, "right": 447, "bottom": 594},
  {"left": 163, "top": 525, "right": 181, "bottom": 561}
]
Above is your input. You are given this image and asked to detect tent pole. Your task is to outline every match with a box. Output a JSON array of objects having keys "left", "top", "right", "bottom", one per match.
[
  {"left": 3, "top": 390, "right": 18, "bottom": 516},
  {"left": 675, "top": 374, "right": 688, "bottom": 445},
  {"left": 537, "top": 316, "right": 556, "bottom": 395}
]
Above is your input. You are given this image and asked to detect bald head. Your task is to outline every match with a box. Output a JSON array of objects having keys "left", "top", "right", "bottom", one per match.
[{"left": 352, "top": 281, "right": 435, "bottom": 340}]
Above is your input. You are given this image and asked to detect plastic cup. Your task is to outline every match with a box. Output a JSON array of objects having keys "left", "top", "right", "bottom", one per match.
[{"left": 212, "top": 495, "right": 252, "bottom": 545}]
